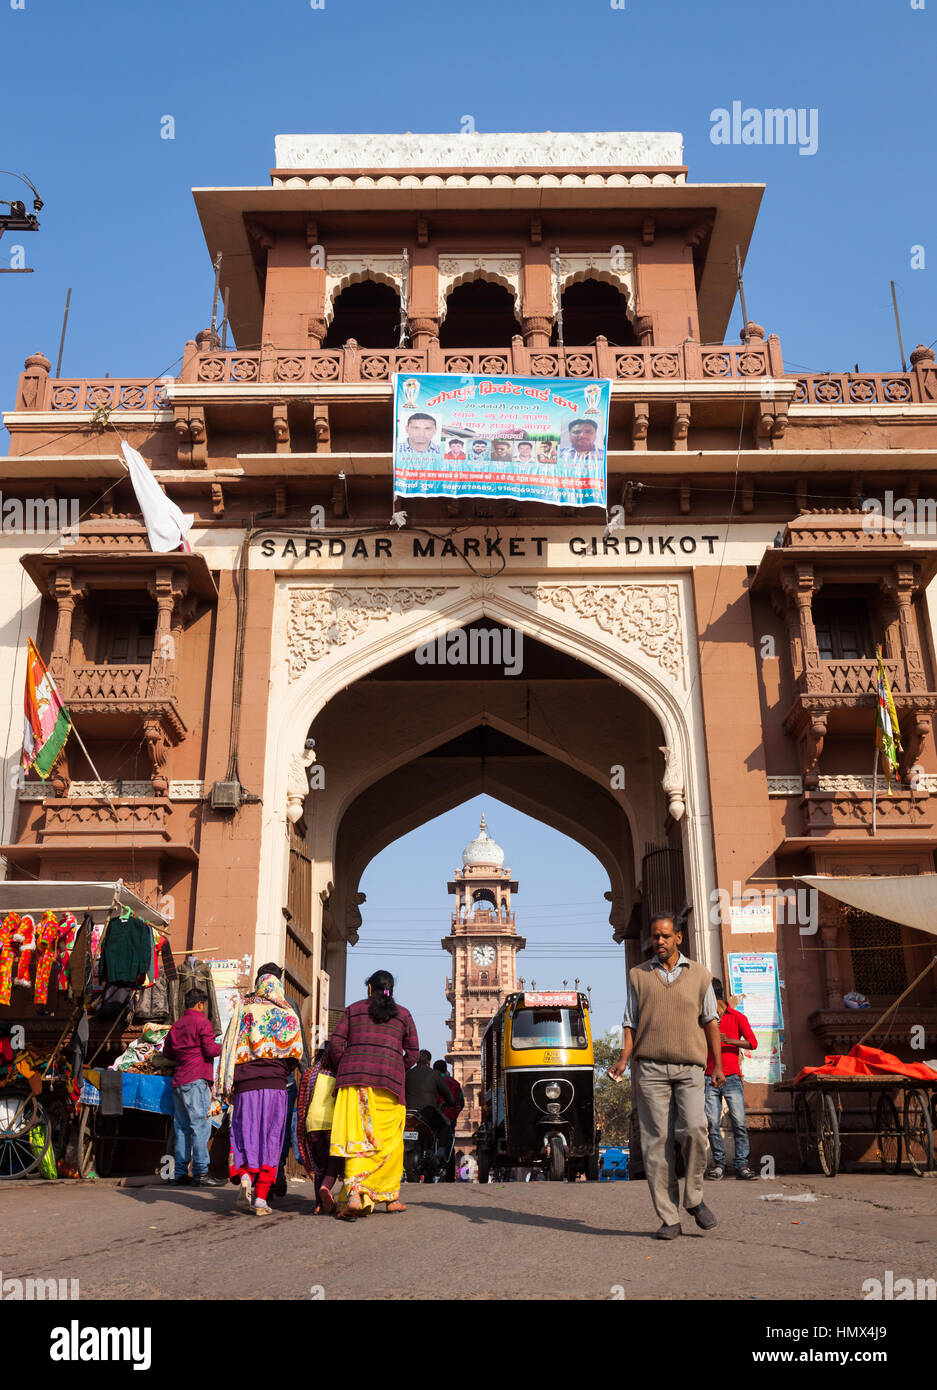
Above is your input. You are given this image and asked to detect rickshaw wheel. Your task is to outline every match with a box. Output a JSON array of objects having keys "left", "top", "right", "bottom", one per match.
[
  {"left": 903, "top": 1090, "right": 935, "bottom": 1177},
  {"left": 546, "top": 1134, "right": 566, "bottom": 1181},
  {"left": 793, "top": 1091, "right": 815, "bottom": 1171},
  {"left": 585, "top": 1152, "right": 599, "bottom": 1182},
  {"left": 77, "top": 1107, "right": 97, "bottom": 1180},
  {"left": 874, "top": 1094, "right": 902, "bottom": 1174},
  {"left": 476, "top": 1148, "right": 490, "bottom": 1184},
  {"left": 816, "top": 1093, "right": 840, "bottom": 1177},
  {"left": 0, "top": 1094, "right": 51, "bottom": 1179}
]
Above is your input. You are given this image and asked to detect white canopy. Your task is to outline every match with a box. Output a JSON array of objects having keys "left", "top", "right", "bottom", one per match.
[
  {"left": 0, "top": 879, "right": 170, "bottom": 929},
  {"left": 798, "top": 875, "right": 937, "bottom": 939}
]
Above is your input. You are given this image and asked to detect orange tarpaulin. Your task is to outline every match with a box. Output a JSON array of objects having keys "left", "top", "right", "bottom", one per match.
[{"left": 794, "top": 1044, "right": 937, "bottom": 1085}]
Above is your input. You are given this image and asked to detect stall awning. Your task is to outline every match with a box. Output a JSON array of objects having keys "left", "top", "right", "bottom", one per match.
[
  {"left": 0, "top": 879, "right": 170, "bottom": 929},
  {"left": 798, "top": 875, "right": 937, "bottom": 939}
]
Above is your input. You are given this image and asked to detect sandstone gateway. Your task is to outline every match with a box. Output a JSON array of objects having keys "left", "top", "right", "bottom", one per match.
[{"left": 3, "top": 132, "right": 937, "bottom": 1164}]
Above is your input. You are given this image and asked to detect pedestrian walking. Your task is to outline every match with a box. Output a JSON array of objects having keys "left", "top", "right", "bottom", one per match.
[
  {"left": 296, "top": 1045, "right": 344, "bottom": 1214},
  {"left": 217, "top": 964, "right": 304, "bottom": 1217},
  {"left": 328, "top": 969, "right": 419, "bottom": 1219},
  {"left": 163, "top": 987, "right": 223, "bottom": 1186},
  {"left": 704, "top": 978, "right": 757, "bottom": 1180},
  {"left": 609, "top": 913, "right": 725, "bottom": 1239}
]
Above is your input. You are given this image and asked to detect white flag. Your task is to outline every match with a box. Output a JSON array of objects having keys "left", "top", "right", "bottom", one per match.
[{"left": 121, "top": 441, "right": 194, "bottom": 553}]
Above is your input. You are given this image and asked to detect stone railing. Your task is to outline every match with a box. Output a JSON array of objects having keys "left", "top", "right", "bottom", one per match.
[
  {"left": 66, "top": 664, "right": 149, "bottom": 701},
  {"left": 15, "top": 339, "right": 937, "bottom": 408},
  {"left": 30, "top": 379, "right": 170, "bottom": 412},
  {"left": 816, "top": 658, "right": 905, "bottom": 697}
]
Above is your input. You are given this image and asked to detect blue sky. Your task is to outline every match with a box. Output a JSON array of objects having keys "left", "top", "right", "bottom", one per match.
[
  {"left": 356, "top": 797, "right": 623, "bottom": 1061},
  {"left": 2, "top": 0, "right": 934, "bottom": 1048},
  {"left": 2, "top": 0, "right": 934, "bottom": 395}
]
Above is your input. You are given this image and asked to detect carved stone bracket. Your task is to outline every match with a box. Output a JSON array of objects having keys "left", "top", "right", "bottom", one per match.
[
  {"left": 287, "top": 586, "right": 452, "bottom": 681},
  {"left": 173, "top": 405, "right": 207, "bottom": 467},
  {"left": 515, "top": 582, "right": 684, "bottom": 680},
  {"left": 660, "top": 742, "right": 686, "bottom": 821},
  {"left": 632, "top": 401, "right": 649, "bottom": 450},
  {"left": 273, "top": 402, "right": 291, "bottom": 454}
]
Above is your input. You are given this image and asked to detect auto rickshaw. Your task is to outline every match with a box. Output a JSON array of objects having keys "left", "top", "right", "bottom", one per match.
[{"left": 473, "top": 990, "right": 598, "bottom": 1182}]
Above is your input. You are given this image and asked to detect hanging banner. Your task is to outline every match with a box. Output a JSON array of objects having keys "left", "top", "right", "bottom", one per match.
[{"left": 393, "top": 372, "right": 609, "bottom": 508}]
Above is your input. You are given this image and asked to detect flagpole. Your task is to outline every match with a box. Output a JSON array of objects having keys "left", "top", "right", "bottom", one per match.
[
  {"left": 872, "top": 743, "right": 878, "bottom": 836},
  {"left": 62, "top": 722, "right": 120, "bottom": 821}
]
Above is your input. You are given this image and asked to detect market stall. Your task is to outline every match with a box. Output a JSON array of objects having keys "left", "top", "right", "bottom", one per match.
[
  {"left": 0, "top": 879, "right": 178, "bottom": 1179},
  {"left": 776, "top": 874, "right": 937, "bottom": 1177}
]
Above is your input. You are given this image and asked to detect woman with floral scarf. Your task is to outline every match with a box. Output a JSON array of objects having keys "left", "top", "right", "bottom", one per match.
[{"left": 217, "top": 964, "right": 303, "bottom": 1217}]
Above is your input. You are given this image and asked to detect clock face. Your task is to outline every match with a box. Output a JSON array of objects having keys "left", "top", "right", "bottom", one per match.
[{"left": 472, "top": 944, "right": 496, "bottom": 967}]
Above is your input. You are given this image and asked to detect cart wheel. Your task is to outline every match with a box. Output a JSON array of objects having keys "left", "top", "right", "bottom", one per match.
[
  {"left": 585, "top": 1152, "right": 600, "bottom": 1182},
  {"left": 816, "top": 1092, "right": 840, "bottom": 1177},
  {"left": 476, "top": 1148, "right": 490, "bottom": 1184},
  {"left": 793, "top": 1091, "right": 815, "bottom": 1171},
  {"left": 77, "top": 1107, "right": 97, "bottom": 1180},
  {"left": 45, "top": 1093, "right": 72, "bottom": 1166},
  {"left": 0, "top": 1094, "right": 51, "bottom": 1180},
  {"left": 903, "top": 1090, "right": 935, "bottom": 1177},
  {"left": 874, "top": 1093, "right": 902, "bottom": 1174}
]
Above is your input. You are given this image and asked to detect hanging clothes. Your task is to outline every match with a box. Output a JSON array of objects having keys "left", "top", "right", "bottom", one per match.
[
  {"left": 0, "top": 912, "right": 20, "bottom": 1007},
  {"left": 159, "top": 937, "right": 177, "bottom": 984},
  {"left": 13, "top": 915, "right": 36, "bottom": 989},
  {"left": 33, "top": 910, "right": 60, "bottom": 1005},
  {"left": 55, "top": 912, "right": 80, "bottom": 994},
  {"left": 173, "top": 959, "right": 221, "bottom": 1033},
  {"left": 101, "top": 913, "right": 153, "bottom": 987}
]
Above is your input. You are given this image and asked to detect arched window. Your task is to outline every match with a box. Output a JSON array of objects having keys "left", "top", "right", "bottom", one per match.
[
  {"left": 440, "top": 279, "right": 519, "bottom": 348},
  {"left": 553, "top": 276, "right": 637, "bottom": 347},
  {"left": 325, "top": 279, "right": 401, "bottom": 348}
]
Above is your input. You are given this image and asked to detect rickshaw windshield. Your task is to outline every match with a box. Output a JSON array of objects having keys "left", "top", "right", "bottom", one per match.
[{"left": 510, "top": 1006, "right": 588, "bottom": 1050}]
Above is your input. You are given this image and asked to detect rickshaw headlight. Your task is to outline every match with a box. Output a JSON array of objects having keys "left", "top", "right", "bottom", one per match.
[
  {"left": 544, "top": 1082, "right": 562, "bottom": 1100},
  {"left": 547, "top": 1102, "right": 561, "bottom": 1115}
]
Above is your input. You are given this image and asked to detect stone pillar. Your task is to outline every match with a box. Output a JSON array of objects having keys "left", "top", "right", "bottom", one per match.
[
  {"left": 783, "top": 565, "right": 821, "bottom": 693},
  {"left": 883, "top": 564, "right": 927, "bottom": 692},
  {"left": 407, "top": 247, "right": 438, "bottom": 348},
  {"left": 819, "top": 899, "right": 845, "bottom": 1009},
  {"left": 521, "top": 247, "right": 553, "bottom": 346},
  {"left": 50, "top": 570, "right": 84, "bottom": 681},
  {"left": 17, "top": 352, "right": 51, "bottom": 411}
]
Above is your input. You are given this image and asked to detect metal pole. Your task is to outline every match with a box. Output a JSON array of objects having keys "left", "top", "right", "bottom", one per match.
[
  {"left": 55, "top": 287, "right": 72, "bottom": 378},
  {"left": 221, "top": 287, "right": 230, "bottom": 351},
  {"left": 399, "top": 248, "right": 409, "bottom": 347},
  {"left": 735, "top": 245, "right": 749, "bottom": 341},
  {"left": 890, "top": 281, "right": 907, "bottom": 373},
  {"left": 208, "top": 250, "right": 221, "bottom": 339}
]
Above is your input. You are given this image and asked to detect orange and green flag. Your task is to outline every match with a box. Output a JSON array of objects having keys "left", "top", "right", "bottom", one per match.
[
  {"left": 22, "top": 638, "right": 71, "bottom": 779},
  {"left": 875, "top": 647, "right": 902, "bottom": 795}
]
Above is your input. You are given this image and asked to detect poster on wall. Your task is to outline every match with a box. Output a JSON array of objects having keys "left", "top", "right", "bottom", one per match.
[
  {"left": 727, "top": 951, "right": 785, "bottom": 1084},
  {"left": 392, "top": 372, "right": 610, "bottom": 508}
]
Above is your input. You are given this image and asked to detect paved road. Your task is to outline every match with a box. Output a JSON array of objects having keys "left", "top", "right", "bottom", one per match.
[{"left": 0, "top": 1173, "right": 933, "bottom": 1300}]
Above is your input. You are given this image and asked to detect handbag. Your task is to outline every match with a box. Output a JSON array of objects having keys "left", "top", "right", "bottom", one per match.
[{"left": 305, "top": 1069, "right": 336, "bottom": 1132}]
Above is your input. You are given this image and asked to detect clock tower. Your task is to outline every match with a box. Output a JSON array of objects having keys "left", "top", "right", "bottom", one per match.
[{"left": 442, "top": 813, "right": 525, "bottom": 1149}]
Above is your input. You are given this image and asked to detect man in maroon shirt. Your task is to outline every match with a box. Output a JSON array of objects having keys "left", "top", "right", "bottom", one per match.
[
  {"left": 163, "top": 988, "right": 223, "bottom": 1186},
  {"left": 704, "top": 979, "right": 757, "bottom": 1180},
  {"left": 433, "top": 1059, "right": 465, "bottom": 1181}
]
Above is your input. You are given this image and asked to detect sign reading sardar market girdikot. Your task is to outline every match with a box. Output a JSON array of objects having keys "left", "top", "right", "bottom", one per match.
[{"left": 257, "top": 530, "right": 724, "bottom": 563}]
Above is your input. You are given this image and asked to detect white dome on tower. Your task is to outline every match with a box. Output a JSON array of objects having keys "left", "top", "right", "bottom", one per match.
[{"left": 461, "top": 812, "right": 505, "bottom": 868}]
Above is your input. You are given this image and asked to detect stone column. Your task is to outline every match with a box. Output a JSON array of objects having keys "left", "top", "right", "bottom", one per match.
[
  {"left": 783, "top": 565, "right": 821, "bottom": 693},
  {"left": 883, "top": 563, "right": 926, "bottom": 692},
  {"left": 50, "top": 570, "right": 84, "bottom": 682},
  {"left": 521, "top": 247, "right": 553, "bottom": 347},
  {"left": 819, "top": 899, "right": 845, "bottom": 1009}
]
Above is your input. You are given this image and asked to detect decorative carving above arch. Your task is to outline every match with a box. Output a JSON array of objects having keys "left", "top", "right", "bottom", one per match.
[
  {"left": 287, "top": 585, "right": 452, "bottom": 681},
  {"left": 325, "top": 257, "right": 405, "bottom": 324},
  {"left": 552, "top": 253, "right": 636, "bottom": 318},
  {"left": 437, "top": 255, "right": 522, "bottom": 321},
  {"left": 514, "top": 582, "right": 684, "bottom": 681}
]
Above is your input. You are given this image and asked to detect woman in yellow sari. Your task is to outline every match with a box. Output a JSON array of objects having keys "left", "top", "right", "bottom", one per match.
[{"left": 328, "top": 969, "right": 419, "bottom": 1219}]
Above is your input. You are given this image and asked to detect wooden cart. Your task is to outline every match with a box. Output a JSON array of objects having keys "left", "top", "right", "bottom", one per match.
[{"left": 777, "top": 1075, "right": 937, "bottom": 1178}]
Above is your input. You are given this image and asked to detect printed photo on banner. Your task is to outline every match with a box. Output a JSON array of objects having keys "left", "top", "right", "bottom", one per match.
[{"left": 393, "top": 372, "right": 610, "bottom": 508}]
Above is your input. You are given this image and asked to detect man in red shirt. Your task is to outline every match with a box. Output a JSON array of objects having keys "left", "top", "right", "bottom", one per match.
[{"left": 704, "top": 979, "right": 757, "bottom": 1180}]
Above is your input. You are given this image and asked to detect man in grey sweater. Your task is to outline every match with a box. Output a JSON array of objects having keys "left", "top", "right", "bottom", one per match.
[{"left": 609, "top": 914, "right": 725, "bottom": 1239}]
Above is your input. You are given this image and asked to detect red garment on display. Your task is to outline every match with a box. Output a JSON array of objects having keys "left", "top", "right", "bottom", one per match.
[{"left": 794, "top": 1043, "right": 937, "bottom": 1085}]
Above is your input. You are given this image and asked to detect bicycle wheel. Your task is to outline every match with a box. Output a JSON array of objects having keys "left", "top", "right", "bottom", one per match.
[{"left": 874, "top": 1093, "right": 901, "bottom": 1174}]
